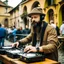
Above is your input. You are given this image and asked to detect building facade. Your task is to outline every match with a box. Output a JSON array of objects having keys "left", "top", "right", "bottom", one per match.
[
  {"left": 9, "top": 0, "right": 64, "bottom": 28},
  {"left": 0, "top": 0, "right": 12, "bottom": 27}
]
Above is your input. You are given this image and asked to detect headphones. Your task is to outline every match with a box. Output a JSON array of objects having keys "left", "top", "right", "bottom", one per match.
[{"left": 40, "top": 15, "right": 45, "bottom": 21}]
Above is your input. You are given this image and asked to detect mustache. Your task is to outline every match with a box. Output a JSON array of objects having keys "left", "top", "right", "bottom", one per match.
[
  {"left": 31, "top": 20, "right": 41, "bottom": 27},
  {"left": 31, "top": 20, "right": 42, "bottom": 32},
  {"left": 31, "top": 21, "right": 37, "bottom": 27}
]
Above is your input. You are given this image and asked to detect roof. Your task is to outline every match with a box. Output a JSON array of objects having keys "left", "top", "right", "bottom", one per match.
[
  {"left": 9, "top": 0, "right": 30, "bottom": 13},
  {"left": 0, "top": 1, "right": 6, "bottom": 6},
  {"left": 0, "top": 1, "right": 12, "bottom": 8}
]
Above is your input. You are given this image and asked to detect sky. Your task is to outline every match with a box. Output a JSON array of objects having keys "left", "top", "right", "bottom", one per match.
[{"left": 2, "top": 0, "right": 22, "bottom": 7}]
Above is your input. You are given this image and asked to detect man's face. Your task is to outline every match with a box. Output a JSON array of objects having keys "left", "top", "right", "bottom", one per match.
[{"left": 31, "top": 14, "right": 40, "bottom": 23}]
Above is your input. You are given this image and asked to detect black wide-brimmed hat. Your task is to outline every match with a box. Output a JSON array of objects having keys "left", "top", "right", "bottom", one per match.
[{"left": 28, "top": 7, "right": 45, "bottom": 17}]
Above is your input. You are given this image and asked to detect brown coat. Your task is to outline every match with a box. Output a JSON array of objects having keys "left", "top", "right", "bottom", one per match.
[{"left": 19, "top": 22, "right": 58, "bottom": 61}]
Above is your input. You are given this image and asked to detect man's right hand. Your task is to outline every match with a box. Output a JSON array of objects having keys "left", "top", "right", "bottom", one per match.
[{"left": 12, "top": 42, "right": 19, "bottom": 48}]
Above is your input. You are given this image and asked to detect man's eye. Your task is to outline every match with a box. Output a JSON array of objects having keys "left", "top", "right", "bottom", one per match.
[
  {"left": 34, "top": 17, "right": 37, "bottom": 18},
  {"left": 31, "top": 16, "right": 38, "bottom": 19}
]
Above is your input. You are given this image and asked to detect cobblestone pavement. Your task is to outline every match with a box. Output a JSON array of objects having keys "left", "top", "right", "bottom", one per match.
[
  {"left": 58, "top": 47, "right": 64, "bottom": 64},
  {"left": 4, "top": 39, "right": 64, "bottom": 64}
]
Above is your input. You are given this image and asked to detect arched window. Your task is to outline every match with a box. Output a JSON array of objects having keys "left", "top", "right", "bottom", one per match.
[
  {"left": 48, "top": 9, "right": 54, "bottom": 23},
  {"left": 61, "top": 5, "right": 64, "bottom": 21},
  {"left": 21, "top": 6, "right": 28, "bottom": 28},
  {"left": 31, "top": 1, "right": 40, "bottom": 9},
  {"left": 21, "top": 6, "right": 27, "bottom": 19},
  {"left": 48, "top": 0, "right": 54, "bottom": 6},
  {"left": 4, "top": 18, "right": 8, "bottom": 27}
]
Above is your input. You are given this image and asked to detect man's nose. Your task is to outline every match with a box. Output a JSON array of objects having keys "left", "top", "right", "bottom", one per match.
[
  {"left": 32, "top": 18, "right": 35, "bottom": 22},
  {"left": 32, "top": 17, "right": 35, "bottom": 20}
]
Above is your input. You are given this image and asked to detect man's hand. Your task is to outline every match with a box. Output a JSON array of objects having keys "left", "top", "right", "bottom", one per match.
[
  {"left": 24, "top": 45, "right": 37, "bottom": 53},
  {"left": 11, "top": 42, "right": 19, "bottom": 48}
]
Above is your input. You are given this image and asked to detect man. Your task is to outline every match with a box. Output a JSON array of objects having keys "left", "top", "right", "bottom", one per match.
[
  {"left": 16, "top": 27, "right": 22, "bottom": 41},
  {"left": 50, "top": 20, "right": 60, "bottom": 36},
  {"left": 0, "top": 24, "right": 7, "bottom": 46},
  {"left": 23, "top": 25, "right": 30, "bottom": 34},
  {"left": 12, "top": 7, "right": 58, "bottom": 61},
  {"left": 21, "top": 25, "right": 30, "bottom": 38},
  {"left": 50, "top": 20, "right": 56, "bottom": 28},
  {"left": 60, "top": 21, "right": 64, "bottom": 36}
]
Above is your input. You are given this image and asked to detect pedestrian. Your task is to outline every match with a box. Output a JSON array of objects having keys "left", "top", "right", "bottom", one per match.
[
  {"left": 21, "top": 25, "right": 30, "bottom": 38},
  {"left": 12, "top": 7, "right": 58, "bottom": 61},
  {"left": 16, "top": 27, "right": 22, "bottom": 41},
  {"left": 0, "top": 24, "right": 7, "bottom": 46},
  {"left": 60, "top": 21, "right": 64, "bottom": 36},
  {"left": 56, "top": 22, "right": 60, "bottom": 36},
  {"left": 23, "top": 25, "right": 30, "bottom": 34},
  {"left": 50, "top": 21, "right": 60, "bottom": 36},
  {"left": 50, "top": 20, "right": 56, "bottom": 28}
]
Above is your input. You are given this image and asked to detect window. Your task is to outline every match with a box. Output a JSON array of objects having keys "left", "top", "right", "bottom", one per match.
[
  {"left": 48, "top": 0, "right": 54, "bottom": 6},
  {"left": 22, "top": 0, "right": 26, "bottom": 2},
  {"left": 48, "top": 9, "right": 54, "bottom": 23}
]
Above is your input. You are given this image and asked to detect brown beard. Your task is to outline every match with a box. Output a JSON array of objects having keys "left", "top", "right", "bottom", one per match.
[
  {"left": 32, "top": 20, "right": 42, "bottom": 27},
  {"left": 31, "top": 20, "right": 42, "bottom": 32}
]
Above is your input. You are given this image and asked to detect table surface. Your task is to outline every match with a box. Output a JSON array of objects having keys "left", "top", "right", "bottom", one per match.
[
  {"left": 58, "top": 36, "right": 64, "bottom": 39},
  {"left": 0, "top": 55, "right": 60, "bottom": 64}
]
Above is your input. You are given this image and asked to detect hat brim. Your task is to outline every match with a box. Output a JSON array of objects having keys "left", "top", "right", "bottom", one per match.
[{"left": 28, "top": 13, "right": 45, "bottom": 17}]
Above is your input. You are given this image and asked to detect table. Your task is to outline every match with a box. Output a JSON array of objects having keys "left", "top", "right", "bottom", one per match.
[
  {"left": 58, "top": 36, "right": 64, "bottom": 49},
  {"left": 0, "top": 55, "right": 60, "bottom": 64}
]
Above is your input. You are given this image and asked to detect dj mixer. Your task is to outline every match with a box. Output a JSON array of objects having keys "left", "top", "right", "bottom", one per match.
[{"left": 0, "top": 45, "right": 45, "bottom": 63}]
